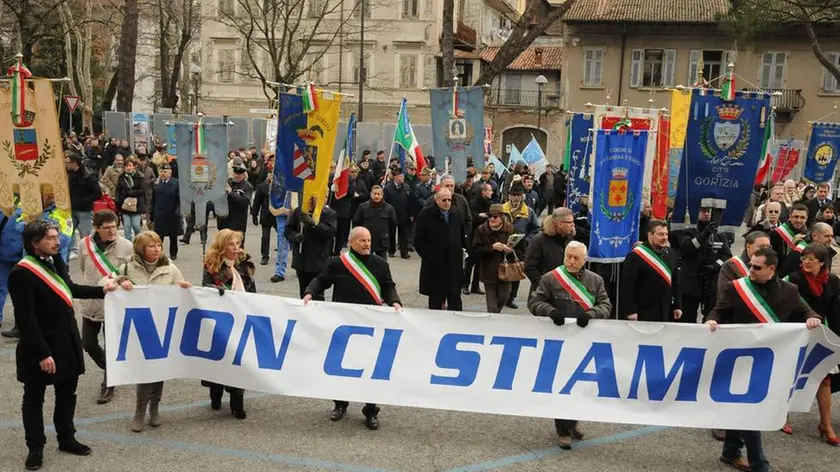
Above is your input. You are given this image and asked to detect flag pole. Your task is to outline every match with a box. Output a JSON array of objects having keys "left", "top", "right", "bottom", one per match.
[{"left": 387, "top": 97, "right": 404, "bottom": 168}]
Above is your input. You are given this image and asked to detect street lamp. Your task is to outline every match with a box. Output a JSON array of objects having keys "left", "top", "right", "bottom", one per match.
[
  {"left": 535, "top": 74, "right": 548, "bottom": 133},
  {"left": 190, "top": 63, "right": 202, "bottom": 114}
]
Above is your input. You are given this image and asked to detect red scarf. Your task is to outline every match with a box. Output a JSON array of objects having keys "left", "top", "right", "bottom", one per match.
[{"left": 801, "top": 266, "right": 829, "bottom": 297}]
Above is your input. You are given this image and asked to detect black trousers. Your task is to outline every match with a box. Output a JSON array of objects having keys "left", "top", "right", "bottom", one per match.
[
  {"left": 333, "top": 400, "right": 377, "bottom": 413},
  {"left": 298, "top": 271, "right": 324, "bottom": 300},
  {"left": 23, "top": 376, "right": 79, "bottom": 450},
  {"left": 159, "top": 234, "right": 179, "bottom": 259},
  {"left": 555, "top": 418, "right": 578, "bottom": 436},
  {"left": 81, "top": 318, "right": 107, "bottom": 384},
  {"left": 681, "top": 295, "right": 701, "bottom": 323},
  {"left": 261, "top": 225, "right": 275, "bottom": 258},
  {"left": 334, "top": 218, "right": 351, "bottom": 255},
  {"left": 508, "top": 281, "right": 520, "bottom": 303},
  {"left": 463, "top": 253, "right": 480, "bottom": 289},
  {"left": 388, "top": 222, "right": 411, "bottom": 255},
  {"left": 429, "top": 288, "right": 463, "bottom": 311},
  {"left": 374, "top": 250, "right": 389, "bottom": 261}
]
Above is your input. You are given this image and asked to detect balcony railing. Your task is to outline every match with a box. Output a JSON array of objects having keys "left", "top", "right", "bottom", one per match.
[
  {"left": 743, "top": 88, "right": 806, "bottom": 112},
  {"left": 487, "top": 88, "right": 561, "bottom": 109},
  {"left": 454, "top": 21, "right": 476, "bottom": 48}
]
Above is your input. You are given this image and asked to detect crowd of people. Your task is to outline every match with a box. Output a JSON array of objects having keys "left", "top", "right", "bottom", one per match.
[{"left": 1, "top": 129, "right": 839, "bottom": 472}]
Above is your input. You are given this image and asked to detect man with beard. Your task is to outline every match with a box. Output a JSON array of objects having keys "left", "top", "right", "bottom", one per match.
[
  {"left": 303, "top": 226, "right": 401, "bottom": 430},
  {"left": 770, "top": 203, "right": 808, "bottom": 259},
  {"left": 353, "top": 186, "right": 397, "bottom": 259},
  {"left": 621, "top": 220, "right": 682, "bottom": 322}
]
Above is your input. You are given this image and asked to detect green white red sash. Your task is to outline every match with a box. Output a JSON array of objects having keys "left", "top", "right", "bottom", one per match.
[
  {"left": 551, "top": 266, "right": 595, "bottom": 311},
  {"left": 632, "top": 246, "right": 672, "bottom": 286},
  {"left": 792, "top": 240, "right": 808, "bottom": 253},
  {"left": 729, "top": 256, "right": 749, "bottom": 277},
  {"left": 774, "top": 223, "right": 797, "bottom": 249},
  {"left": 83, "top": 236, "right": 120, "bottom": 278},
  {"left": 732, "top": 277, "right": 779, "bottom": 323},
  {"left": 340, "top": 252, "right": 383, "bottom": 305},
  {"left": 16, "top": 255, "right": 73, "bottom": 307}
]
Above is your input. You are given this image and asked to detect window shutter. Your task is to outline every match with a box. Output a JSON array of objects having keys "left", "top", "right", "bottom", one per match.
[
  {"left": 630, "top": 49, "right": 643, "bottom": 88},
  {"left": 760, "top": 53, "right": 772, "bottom": 88},
  {"left": 205, "top": 42, "right": 215, "bottom": 78},
  {"left": 772, "top": 52, "right": 786, "bottom": 88},
  {"left": 402, "top": 0, "right": 409, "bottom": 18},
  {"left": 593, "top": 49, "right": 603, "bottom": 86},
  {"left": 663, "top": 50, "right": 676, "bottom": 87},
  {"left": 688, "top": 50, "right": 701, "bottom": 84},
  {"left": 824, "top": 52, "right": 839, "bottom": 92},
  {"left": 582, "top": 49, "right": 592, "bottom": 85},
  {"left": 424, "top": 55, "right": 437, "bottom": 87}
]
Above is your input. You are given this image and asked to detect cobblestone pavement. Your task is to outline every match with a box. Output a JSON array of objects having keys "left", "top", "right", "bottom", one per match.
[{"left": 0, "top": 221, "right": 837, "bottom": 471}]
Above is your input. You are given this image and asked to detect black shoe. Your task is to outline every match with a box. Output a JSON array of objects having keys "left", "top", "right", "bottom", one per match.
[
  {"left": 462, "top": 286, "right": 471, "bottom": 296},
  {"left": 25, "top": 450, "right": 43, "bottom": 470},
  {"left": 400, "top": 253, "right": 410, "bottom": 259},
  {"left": 471, "top": 287, "right": 485, "bottom": 295},
  {"left": 229, "top": 392, "right": 246, "bottom": 419},
  {"left": 362, "top": 405, "right": 380, "bottom": 430},
  {"left": 169, "top": 255, "right": 177, "bottom": 261},
  {"left": 506, "top": 300, "right": 519, "bottom": 309},
  {"left": 260, "top": 256, "right": 269, "bottom": 265},
  {"left": 96, "top": 386, "right": 115, "bottom": 405},
  {"left": 1, "top": 326, "right": 19, "bottom": 338},
  {"left": 388, "top": 252, "right": 396, "bottom": 258},
  {"left": 58, "top": 437, "right": 91, "bottom": 456},
  {"left": 210, "top": 389, "right": 222, "bottom": 411},
  {"left": 180, "top": 238, "right": 190, "bottom": 244},
  {"left": 330, "top": 406, "right": 347, "bottom": 421},
  {"left": 711, "top": 429, "right": 726, "bottom": 441},
  {"left": 270, "top": 275, "right": 285, "bottom": 283}
]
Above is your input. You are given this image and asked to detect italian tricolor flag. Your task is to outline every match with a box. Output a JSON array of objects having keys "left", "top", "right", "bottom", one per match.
[
  {"left": 302, "top": 81, "right": 318, "bottom": 114},
  {"left": 720, "top": 69, "right": 735, "bottom": 101},
  {"left": 393, "top": 97, "right": 426, "bottom": 173},
  {"left": 7, "top": 55, "right": 32, "bottom": 127},
  {"left": 754, "top": 112, "right": 775, "bottom": 185},
  {"left": 451, "top": 86, "right": 460, "bottom": 117},
  {"left": 193, "top": 118, "right": 205, "bottom": 155}
]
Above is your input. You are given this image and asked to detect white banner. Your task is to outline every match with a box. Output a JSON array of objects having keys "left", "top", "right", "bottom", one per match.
[{"left": 105, "top": 287, "right": 840, "bottom": 431}]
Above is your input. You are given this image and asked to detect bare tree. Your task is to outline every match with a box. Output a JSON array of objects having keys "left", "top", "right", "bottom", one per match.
[
  {"left": 441, "top": 0, "right": 454, "bottom": 87},
  {"left": 155, "top": 0, "right": 200, "bottom": 110},
  {"left": 469, "top": 0, "right": 578, "bottom": 87},
  {"left": 723, "top": 0, "right": 840, "bottom": 84},
  {"left": 116, "top": 0, "right": 139, "bottom": 112},
  {"left": 58, "top": 0, "right": 96, "bottom": 131},
  {"left": 0, "top": 0, "right": 68, "bottom": 65}
]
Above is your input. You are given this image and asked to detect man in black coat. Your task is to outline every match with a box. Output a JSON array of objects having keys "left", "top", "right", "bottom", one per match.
[
  {"left": 352, "top": 186, "right": 397, "bottom": 259},
  {"left": 303, "top": 226, "right": 401, "bottom": 430},
  {"left": 150, "top": 163, "right": 181, "bottom": 260},
  {"left": 383, "top": 168, "right": 413, "bottom": 259},
  {"left": 65, "top": 152, "right": 101, "bottom": 251},
  {"left": 348, "top": 167, "right": 370, "bottom": 231},
  {"left": 620, "top": 220, "right": 683, "bottom": 322},
  {"left": 805, "top": 183, "right": 832, "bottom": 227},
  {"left": 218, "top": 158, "right": 254, "bottom": 242},
  {"left": 330, "top": 173, "right": 354, "bottom": 256},
  {"left": 251, "top": 174, "right": 278, "bottom": 265},
  {"left": 415, "top": 188, "right": 466, "bottom": 310},
  {"left": 284, "top": 199, "right": 337, "bottom": 298},
  {"left": 463, "top": 183, "right": 493, "bottom": 295},
  {"left": 770, "top": 203, "right": 808, "bottom": 259},
  {"left": 8, "top": 220, "right": 119, "bottom": 470}
]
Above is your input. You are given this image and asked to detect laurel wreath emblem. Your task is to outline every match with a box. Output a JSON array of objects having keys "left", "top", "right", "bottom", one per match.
[
  {"left": 598, "top": 187, "right": 635, "bottom": 222},
  {"left": 5, "top": 138, "right": 51, "bottom": 178},
  {"left": 699, "top": 117, "right": 751, "bottom": 160}
]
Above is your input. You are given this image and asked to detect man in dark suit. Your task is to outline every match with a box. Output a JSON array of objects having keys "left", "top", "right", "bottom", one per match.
[
  {"left": 414, "top": 188, "right": 466, "bottom": 310},
  {"left": 620, "top": 220, "right": 682, "bottom": 322},
  {"left": 805, "top": 183, "right": 832, "bottom": 227},
  {"left": 383, "top": 168, "right": 413, "bottom": 259},
  {"left": 150, "top": 163, "right": 181, "bottom": 260},
  {"left": 217, "top": 158, "right": 254, "bottom": 242},
  {"left": 8, "top": 221, "right": 120, "bottom": 470}
]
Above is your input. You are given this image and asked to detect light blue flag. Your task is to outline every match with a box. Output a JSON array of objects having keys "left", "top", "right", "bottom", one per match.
[
  {"left": 488, "top": 154, "right": 507, "bottom": 178},
  {"left": 521, "top": 136, "right": 548, "bottom": 180},
  {"left": 508, "top": 144, "right": 525, "bottom": 167},
  {"left": 429, "top": 86, "right": 485, "bottom": 181},
  {"left": 174, "top": 122, "right": 230, "bottom": 227}
]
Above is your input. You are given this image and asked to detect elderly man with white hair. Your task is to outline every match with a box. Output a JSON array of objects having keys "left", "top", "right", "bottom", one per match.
[
  {"left": 527, "top": 240, "right": 612, "bottom": 450},
  {"left": 778, "top": 221, "right": 836, "bottom": 277}
]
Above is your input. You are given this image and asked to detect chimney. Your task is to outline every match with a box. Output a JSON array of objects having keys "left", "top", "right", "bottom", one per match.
[{"left": 534, "top": 48, "right": 543, "bottom": 67}]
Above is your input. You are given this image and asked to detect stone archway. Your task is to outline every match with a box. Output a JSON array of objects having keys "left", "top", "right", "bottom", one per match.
[{"left": 500, "top": 126, "right": 547, "bottom": 165}]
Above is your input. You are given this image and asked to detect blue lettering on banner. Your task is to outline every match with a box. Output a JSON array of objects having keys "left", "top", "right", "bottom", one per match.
[
  {"left": 430, "top": 333, "right": 485, "bottom": 387},
  {"left": 790, "top": 343, "right": 835, "bottom": 397},
  {"left": 490, "top": 336, "right": 538, "bottom": 390},
  {"left": 117, "top": 307, "right": 178, "bottom": 361},
  {"left": 323, "top": 325, "right": 375, "bottom": 378},
  {"left": 710, "top": 348, "right": 773, "bottom": 404},
  {"left": 559, "top": 342, "right": 620, "bottom": 398},
  {"left": 628, "top": 346, "right": 706, "bottom": 401},
  {"left": 180, "top": 309, "right": 235, "bottom": 361},
  {"left": 232, "top": 316, "right": 297, "bottom": 370},
  {"left": 371, "top": 329, "right": 404, "bottom": 381},
  {"left": 532, "top": 340, "right": 564, "bottom": 393}
]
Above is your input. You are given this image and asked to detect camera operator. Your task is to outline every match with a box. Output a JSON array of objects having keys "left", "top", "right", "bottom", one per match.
[{"left": 677, "top": 202, "right": 731, "bottom": 323}]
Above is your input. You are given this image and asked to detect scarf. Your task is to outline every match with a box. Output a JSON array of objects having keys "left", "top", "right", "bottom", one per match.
[
  {"left": 802, "top": 266, "right": 829, "bottom": 297},
  {"left": 124, "top": 171, "right": 135, "bottom": 188},
  {"left": 224, "top": 258, "right": 246, "bottom": 292}
]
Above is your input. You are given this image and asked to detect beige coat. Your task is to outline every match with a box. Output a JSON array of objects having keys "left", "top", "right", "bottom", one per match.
[
  {"left": 78, "top": 236, "right": 134, "bottom": 321},
  {"left": 115, "top": 254, "right": 186, "bottom": 287},
  {"left": 100, "top": 165, "right": 123, "bottom": 197}
]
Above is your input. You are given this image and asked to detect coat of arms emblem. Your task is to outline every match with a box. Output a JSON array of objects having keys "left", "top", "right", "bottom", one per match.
[
  {"left": 599, "top": 166, "right": 634, "bottom": 222},
  {"left": 700, "top": 104, "right": 751, "bottom": 162},
  {"left": 814, "top": 143, "right": 835, "bottom": 166}
]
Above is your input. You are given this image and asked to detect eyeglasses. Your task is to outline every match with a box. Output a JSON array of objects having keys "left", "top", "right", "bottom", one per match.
[
  {"left": 439, "top": 198, "right": 452, "bottom": 202},
  {"left": 489, "top": 215, "right": 501, "bottom": 219},
  {"left": 749, "top": 264, "right": 765, "bottom": 271},
  {"left": 99, "top": 225, "right": 118, "bottom": 231}
]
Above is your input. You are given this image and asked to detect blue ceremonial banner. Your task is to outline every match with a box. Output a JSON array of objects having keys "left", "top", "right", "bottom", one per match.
[
  {"left": 174, "top": 122, "right": 230, "bottom": 226},
  {"left": 672, "top": 90, "right": 771, "bottom": 231},
  {"left": 429, "top": 86, "right": 485, "bottom": 181},
  {"left": 588, "top": 131, "right": 648, "bottom": 263},
  {"left": 272, "top": 93, "right": 306, "bottom": 209},
  {"left": 803, "top": 123, "right": 840, "bottom": 183},
  {"left": 566, "top": 113, "right": 594, "bottom": 213}
]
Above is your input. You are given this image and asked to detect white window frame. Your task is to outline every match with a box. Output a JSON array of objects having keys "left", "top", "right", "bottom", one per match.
[
  {"left": 822, "top": 52, "right": 840, "bottom": 93},
  {"left": 398, "top": 53, "right": 419, "bottom": 88},
  {"left": 582, "top": 47, "right": 604, "bottom": 87},
  {"left": 402, "top": 0, "right": 419, "bottom": 18},
  {"left": 218, "top": 0, "right": 234, "bottom": 17},
  {"left": 217, "top": 48, "right": 236, "bottom": 83},
  {"left": 760, "top": 52, "right": 787, "bottom": 89},
  {"left": 630, "top": 49, "right": 676, "bottom": 88}
]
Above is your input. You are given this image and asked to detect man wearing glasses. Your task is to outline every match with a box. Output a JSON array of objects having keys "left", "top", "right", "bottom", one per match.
[
  {"left": 414, "top": 188, "right": 466, "bottom": 310},
  {"left": 76, "top": 210, "right": 133, "bottom": 404},
  {"left": 707, "top": 246, "right": 821, "bottom": 472}
]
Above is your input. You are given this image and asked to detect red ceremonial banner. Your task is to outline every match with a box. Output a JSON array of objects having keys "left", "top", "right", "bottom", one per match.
[
  {"left": 652, "top": 116, "right": 670, "bottom": 219},
  {"left": 770, "top": 141, "right": 801, "bottom": 183}
]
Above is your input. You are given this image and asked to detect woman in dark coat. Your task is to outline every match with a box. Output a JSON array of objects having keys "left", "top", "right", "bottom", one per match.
[
  {"left": 201, "top": 229, "right": 256, "bottom": 420},
  {"left": 472, "top": 204, "right": 515, "bottom": 313},
  {"left": 149, "top": 163, "right": 181, "bottom": 259},
  {"left": 115, "top": 157, "right": 147, "bottom": 241},
  {"left": 414, "top": 189, "right": 466, "bottom": 310},
  {"left": 785, "top": 244, "right": 840, "bottom": 445}
]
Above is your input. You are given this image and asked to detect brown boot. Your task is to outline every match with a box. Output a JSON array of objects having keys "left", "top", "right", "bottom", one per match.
[
  {"left": 148, "top": 382, "right": 163, "bottom": 427},
  {"left": 130, "top": 384, "right": 151, "bottom": 432}
]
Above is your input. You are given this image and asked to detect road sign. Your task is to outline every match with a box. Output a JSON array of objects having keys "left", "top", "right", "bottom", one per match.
[
  {"left": 249, "top": 108, "right": 275, "bottom": 115},
  {"left": 64, "top": 96, "right": 81, "bottom": 113}
]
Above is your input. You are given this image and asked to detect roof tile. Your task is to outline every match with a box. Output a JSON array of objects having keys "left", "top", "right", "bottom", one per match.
[
  {"left": 564, "top": 0, "right": 731, "bottom": 24},
  {"left": 480, "top": 46, "right": 563, "bottom": 71}
]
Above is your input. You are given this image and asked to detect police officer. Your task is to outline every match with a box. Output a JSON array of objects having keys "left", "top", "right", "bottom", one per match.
[{"left": 676, "top": 202, "right": 731, "bottom": 323}]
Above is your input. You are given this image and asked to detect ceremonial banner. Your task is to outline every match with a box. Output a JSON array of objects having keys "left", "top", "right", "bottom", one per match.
[
  {"left": 430, "top": 86, "right": 485, "bottom": 181},
  {"left": 672, "top": 90, "right": 771, "bottom": 232},
  {"left": 588, "top": 130, "right": 648, "bottom": 262},
  {"left": 652, "top": 114, "right": 670, "bottom": 219},
  {"left": 106, "top": 286, "right": 840, "bottom": 430},
  {"left": 771, "top": 139, "right": 804, "bottom": 183},
  {"left": 565, "top": 113, "right": 594, "bottom": 213},
  {"left": 667, "top": 90, "right": 692, "bottom": 206},
  {"left": 174, "top": 122, "right": 230, "bottom": 226},
  {"left": 0, "top": 78, "right": 71, "bottom": 220},
  {"left": 521, "top": 136, "right": 547, "bottom": 180},
  {"left": 803, "top": 123, "right": 840, "bottom": 184},
  {"left": 132, "top": 112, "right": 150, "bottom": 149},
  {"left": 266, "top": 116, "right": 278, "bottom": 152},
  {"left": 272, "top": 90, "right": 342, "bottom": 223}
]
